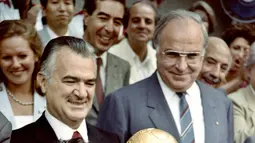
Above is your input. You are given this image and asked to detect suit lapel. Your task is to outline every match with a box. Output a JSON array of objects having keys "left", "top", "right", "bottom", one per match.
[
  {"left": 35, "top": 113, "right": 59, "bottom": 143},
  {"left": 197, "top": 81, "right": 218, "bottom": 142},
  {"left": 147, "top": 72, "right": 180, "bottom": 141}
]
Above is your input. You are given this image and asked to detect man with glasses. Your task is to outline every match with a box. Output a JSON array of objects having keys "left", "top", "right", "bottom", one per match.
[{"left": 97, "top": 10, "right": 233, "bottom": 143}]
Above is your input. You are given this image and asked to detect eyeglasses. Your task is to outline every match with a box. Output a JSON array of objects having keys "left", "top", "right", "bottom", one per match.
[{"left": 161, "top": 49, "right": 203, "bottom": 64}]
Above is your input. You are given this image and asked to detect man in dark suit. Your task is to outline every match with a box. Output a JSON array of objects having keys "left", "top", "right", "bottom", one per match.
[
  {"left": 0, "top": 112, "right": 11, "bottom": 143},
  {"left": 11, "top": 36, "right": 120, "bottom": 143},
  {"left": 97, "top": 10, "right": 233, "bottom": 143},
  {"left": 83, "top": 0, "right": 130, "bottom": 125}
]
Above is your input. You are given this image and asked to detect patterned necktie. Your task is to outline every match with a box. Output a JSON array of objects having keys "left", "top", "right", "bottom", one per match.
[
  {"left": 177, "top": 92, "right": 195, "bottom": 143},
  {"left": 96, "top": 57, "right": 104, "bottom": 107},
  {"left": 0, "top": 0, "right": 11, "bottom": 7},
  {"left": 71, "top": 131, "right": 85, "bottom": 143}
]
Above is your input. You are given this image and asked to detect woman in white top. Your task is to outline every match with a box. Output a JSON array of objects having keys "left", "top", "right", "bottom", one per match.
[{"left": 0, "top": 20, "right": 46, "bottom": 130}]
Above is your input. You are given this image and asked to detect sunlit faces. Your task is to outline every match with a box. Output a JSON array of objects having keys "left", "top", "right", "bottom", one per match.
[
  {"left": 229, "top": 37, "right": 250, "bottom": 73},
  {"left": 0, "top": 36, "right": 38, "bottom": 85},
  {"left": 84, "top": 1, "right": 124, "bottom": 56},
  {"left": 44, "top": 0, "right": 74, "bottom": 28},
  {"left": 126, "top": 3, "right": 156, "bottom": 43},
  {"left": 198, "top": 38, "right": 231, "bottom": 88},
  {"left": 156, "top": 18, "right": 204, "bottom": 92},
  {"left": 39, "top": 47, "right": 96, "bottom": 127}
]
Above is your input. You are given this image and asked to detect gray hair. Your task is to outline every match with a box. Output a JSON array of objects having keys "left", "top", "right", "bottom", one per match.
[
  {"left": 152, "top": 9, "right": 208, "bottom": 55},
  {"left": 40, "top": 36, "right": 95, "bottom": 79},
  {"left": 245, "top": 41, "right": 255, "bottom": 67}
]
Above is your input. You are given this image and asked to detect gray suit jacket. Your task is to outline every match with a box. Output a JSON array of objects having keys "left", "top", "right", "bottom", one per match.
[
  {"left": 86, "top": 53, "right": 130, "bottom": 125},
  {"left": 0, "top": 112, "right": 11, "bottom": 143},
  {"left": 97, "top": 72, "right": 233, "bottom": 143},
  {"left": 245, "top": 136, "right": 255, "bottom": 143}
]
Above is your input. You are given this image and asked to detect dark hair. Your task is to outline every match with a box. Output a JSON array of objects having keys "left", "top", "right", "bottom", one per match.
[
  {"left": 221, "top": 23, "right": 255, "bottom": 46},
  {"left": 123, "top": 0, "right": 160, "bottom": 29},
  {"left": 40, "top": 0, "right": 76, "bottom": 8},
  {"left": 40, "top": 0, "right": 76, "bottom": 25},
  {"left": 84, "top": 0, "right": 126, "bottom": 15},
  {"left": 37, "top": 36, "right": 94, "bottom": 95},
  {"left": 0, "top": 20, "right": 43, "bottom": 92},
  {"left": 83, "top": 0, "right": 126, "bottom": 30}
]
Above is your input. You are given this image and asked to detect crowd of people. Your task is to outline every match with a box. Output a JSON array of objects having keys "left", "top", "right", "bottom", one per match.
[{"left": 0, "top": 0, "right": 254, "bottom": 143}]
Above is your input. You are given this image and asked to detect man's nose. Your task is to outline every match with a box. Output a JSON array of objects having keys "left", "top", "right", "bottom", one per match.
[
  {"left": 104, "top": 20, "right": 114, "bottom": 33},
  {"left": 58, "top": 2, "right": 67, "bottom": 11},
  {"left": 76, "top": 83, "right": 88, "bottom": 98},
  {"left": 210, "top": 64, "right": 221, "bottom": 79},
  {"left": 175, "top": 56, "right": 188, "bottom": 72}
]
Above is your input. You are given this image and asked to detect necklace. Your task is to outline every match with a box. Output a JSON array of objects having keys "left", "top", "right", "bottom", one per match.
[{"left": 6, "top": 89, "right": 34, "bottom": 106}]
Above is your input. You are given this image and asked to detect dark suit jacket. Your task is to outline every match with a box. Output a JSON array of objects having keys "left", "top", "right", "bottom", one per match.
[
  {"left": 97, "top": 72, "right": 234, "bottom": 143},
  {"left": 86, "top": 53, "right": 130, "bottom": 125},
  {"left": 245, "top": 136, "right": 255, "bottom": 143},
  {"left": 10, "top": 114, "right": 120, "bottom": 143},
  {"left": 0, "top": 112, "right": 11, "bottom": 143}
]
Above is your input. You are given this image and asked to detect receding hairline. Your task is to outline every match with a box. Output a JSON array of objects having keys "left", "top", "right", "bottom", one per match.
[
  {"left": 159, "top": 17, "right": 204, "bottom": 44},
  {"left": 207, "top": 37, "right": 230, "bottom": 53}
]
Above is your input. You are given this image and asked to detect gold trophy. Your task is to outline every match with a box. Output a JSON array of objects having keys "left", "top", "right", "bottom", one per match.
[{"left": 127, "top": 128, "right": 178, "bottom": 143}]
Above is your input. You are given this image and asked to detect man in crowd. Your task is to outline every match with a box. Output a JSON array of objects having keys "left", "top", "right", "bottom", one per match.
[
  {"left": 109, "top": 0, "right": 159, "bottom": 84},
  {"left": 38, "top": 0, "right": 79, "bottom": 47},
  {"left": 0, "top": 112, "right": 11, "bottom": 143},
  {"left": 97, "top": 10, "right": 233, "bottom": 143},
  {"left": 83, "top": 0, "right": 130, "bottom": 125},
  {"left": 198, "top": 36, "right": 232, "bottom": 88},
  {"left": 11, "top": 36, "right": 120, "bottom": 143}
]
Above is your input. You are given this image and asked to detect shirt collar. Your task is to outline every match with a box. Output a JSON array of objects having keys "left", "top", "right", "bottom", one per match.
[
  {"left": 156, "top": 71, "right": 199, "bottom": 97},
  {"left": 86, "top": 41, "right": 107, "bottom": 68},
  {"left": 128, "top": 39, "right": 154, "bottom": 65},
  {"left": 46, "top": 25, "right": 69, "bottom": 39},
  {"left": 45, "top": 109, "right": 89, "bottom": 142}
]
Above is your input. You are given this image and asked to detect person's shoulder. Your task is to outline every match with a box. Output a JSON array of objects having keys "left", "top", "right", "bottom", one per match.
[
  {"left": 197, "top": 81, "right": 230, "bottom": 103},
  {"left": 228, "top": 86, "right": 249, "bottom": 104},
  {"left": 11, "top": 122, "right": 36, "bottom": 142},
  {"left": 109, "top": 75, "right": 153, "bottom": 99},
  {"left": 87, "top": 123, "right": 120, "bottom": 142},
  {"left": 107, "top": 52, "right": 130, "bottom": 68}
]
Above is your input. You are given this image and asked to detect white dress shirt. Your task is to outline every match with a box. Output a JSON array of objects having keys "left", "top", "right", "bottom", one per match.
[
  {"left": 109, "top": 38, "right": 156, "bottom": 84},
  {"left": 45, "top": 109, "right": 89, "bottom": 142},
  {"left": 46, "top": 25, "right": 69, "bottom": 40},
  {"left": 157, "top": 72, "right": 205, "bottom": 143},
  {"left": 86, "top": 42, "right": 107, "bottom": 91},
  {"left": 14, "top": 116, "right": 33, "bottom": 130}
]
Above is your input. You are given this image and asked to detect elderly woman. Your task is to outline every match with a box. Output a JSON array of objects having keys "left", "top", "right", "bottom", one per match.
[
  {"left": 189, "top": 1, "right": 217, "bottom": 34},
  {"left": 0, "top": 20, "right": 46, "bottom": 130},
  {"left": 229, "top": 42, "right": 255, "bottom": 143},
  {"left": 221, "top": 23, "right": 255, "bottom": 94}
]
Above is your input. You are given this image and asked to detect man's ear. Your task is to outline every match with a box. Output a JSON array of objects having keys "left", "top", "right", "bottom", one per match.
[
  {"left": 83, "top": 10, "right": 90, "bottom": 26},
  {"left": 37, "top": 72, "right": 47, "bottom": 95}
]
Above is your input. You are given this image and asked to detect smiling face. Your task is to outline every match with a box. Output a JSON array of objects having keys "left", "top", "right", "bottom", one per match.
[
  {"left": 44, "top": 0, "right": 74, "bottom": 28},
  {"left": 84, "top": 0, "right": 124, "bottom": 56},
  {"left": 156, "top": 18, "right": 204, "bottom": 92},
  {"left": 38, "top": 47, "right": 96, "bottom": 128},
  {"left": 126, "top": 2, "right": 156, "bottom": 44},
  {"left": 0, "top": 36, "right": 37, "bottom": 86},
  {"left": 198, "top": 37, "right": 231, "bottom": 88}
]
